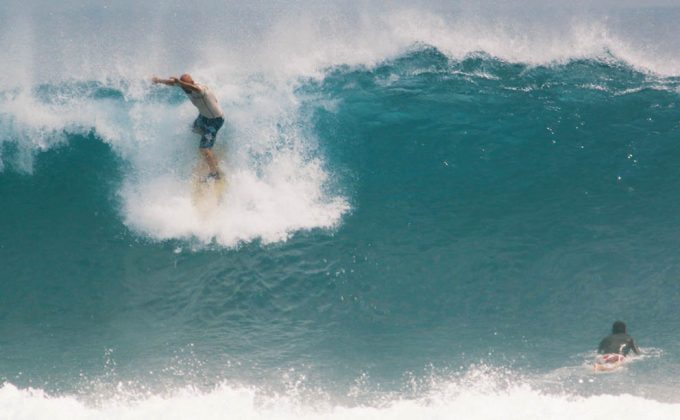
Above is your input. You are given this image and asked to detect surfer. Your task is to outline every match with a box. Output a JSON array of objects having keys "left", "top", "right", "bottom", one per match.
[
  {"left": 598, "top": 321, "right": 641, "bottom": 356},
  {"left": 152, "top": 74, "right": 225, "bottom": 180}
]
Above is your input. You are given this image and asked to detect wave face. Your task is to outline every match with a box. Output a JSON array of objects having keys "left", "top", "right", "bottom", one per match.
[{"left": 2, "top": 1, "right": 680, "bottom": 418}]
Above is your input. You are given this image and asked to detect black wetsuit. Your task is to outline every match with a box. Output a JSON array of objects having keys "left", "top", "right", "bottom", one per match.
[{"left": 598, "top": 333, "right": 640, "bottom": 356}]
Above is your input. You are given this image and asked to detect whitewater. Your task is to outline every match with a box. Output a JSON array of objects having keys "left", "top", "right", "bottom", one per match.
[{"left": 2, "top": 1, "right": 680, "bottom": 418}]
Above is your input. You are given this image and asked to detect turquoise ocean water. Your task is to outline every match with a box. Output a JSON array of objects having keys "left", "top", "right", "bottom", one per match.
[{"left": 2, "top": 1, "right": 680, "bottom": 418}]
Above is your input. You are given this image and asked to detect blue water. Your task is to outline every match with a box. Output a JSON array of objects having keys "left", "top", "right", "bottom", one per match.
[{"left": 2, "top": 2, "right": 680, "bottom": 418}]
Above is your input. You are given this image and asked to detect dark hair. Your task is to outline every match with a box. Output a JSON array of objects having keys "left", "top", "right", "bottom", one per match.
[{"left": 612, "top": 321, "right": 626, "bottom": 334}]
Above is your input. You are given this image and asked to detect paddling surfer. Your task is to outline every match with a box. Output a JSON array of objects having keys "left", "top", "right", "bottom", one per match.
[
  {"left": 152, "top": 74, "right": 225, "bottom": 180},
  {"left": 598, "top": 321, "right": 641, "bottom": 356}
]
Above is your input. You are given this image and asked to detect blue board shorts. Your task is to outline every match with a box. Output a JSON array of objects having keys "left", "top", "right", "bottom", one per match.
[{"left": 193, "top": 115, "right": 224, "bottom": 149}]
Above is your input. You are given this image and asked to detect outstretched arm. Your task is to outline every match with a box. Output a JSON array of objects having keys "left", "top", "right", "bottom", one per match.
[{"left": 151, "top": 76, "right": 179, "bottom": 86}]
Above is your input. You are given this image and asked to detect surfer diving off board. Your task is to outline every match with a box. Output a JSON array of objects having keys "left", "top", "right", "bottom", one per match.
[{"left": 152, "top": 74, "right": 225, "bottom": 181}]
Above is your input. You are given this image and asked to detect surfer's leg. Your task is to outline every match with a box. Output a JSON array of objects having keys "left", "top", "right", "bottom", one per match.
[{"left": 200, "top": 148, "right": 220, "bottom": 178}]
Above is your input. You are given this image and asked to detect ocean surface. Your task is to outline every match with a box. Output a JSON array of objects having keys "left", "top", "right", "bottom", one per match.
[{"left": 2, "top": 1, "right": 680, "bottom": 418}]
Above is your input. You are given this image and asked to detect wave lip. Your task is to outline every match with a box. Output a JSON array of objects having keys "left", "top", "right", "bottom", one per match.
[{"left": 3, "top": 3, "right": 680, "bottom": 87}]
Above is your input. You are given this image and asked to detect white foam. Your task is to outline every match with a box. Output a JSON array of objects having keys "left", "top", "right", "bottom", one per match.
[
  {"left": 2, "top": 378, "right": 680, "bottom": 420},
  {"left": 122, "top": 153, "right": 348, "bottom": 247}
]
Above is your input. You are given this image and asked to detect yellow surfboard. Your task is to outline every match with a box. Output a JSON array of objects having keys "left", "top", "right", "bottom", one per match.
[{"left": 191, "top": 147, "right": 227, "bottom": 215}]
